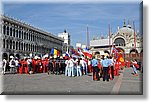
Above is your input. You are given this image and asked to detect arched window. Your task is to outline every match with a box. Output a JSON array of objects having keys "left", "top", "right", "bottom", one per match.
[
  {"left": 19, "top": 30, "right": 21, "bottom": 38},
  {"left": 3, "top": 39, "right": 5, "bottom": 48},
  {"left": 21, "top": 43, "right": 23, "bottom": 50},
  {"left": 10, "top": 40, "right": 12, "bottom": 49},
  {"left": 24, "top": 43, "right": 25, "bottom": 51},
  {"left": 13, "top": 41, "right": 15, "bottom": 49},
  {"left": 6, "top": 40, "right": 9, "bottom": 49},
  {"left": 19, "top": 42, "right": 20, "bottom": 50},
  {"left": 6, "top": 26, "right": 9, "bottom": 35},
  {"left": 16, "top": 29, "right": 18, "bottom": 38},
  {"left": 10, "top": 27, "right": 12, "bottom": 36},
  {"left": 114, "top": 38, "right": 125, "bottom": 46},
  {"left": 16, "top": 42, "right": 18, "bottom": 50},
  {"left": 3, "top": 25, "right": 6, "bottom": 35},
  {"left": 24, "top": 32, "right": 26, "bottom": 40},
  {"left": 26, "top": 44, "right": 28, "bottom": 51},
  {"left": 13, "top": 29, "right": 15, "bottom": 37}
]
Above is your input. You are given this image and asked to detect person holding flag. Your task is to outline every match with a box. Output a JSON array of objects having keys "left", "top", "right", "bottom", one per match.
[
  {"left": 118, "top": 53, "right": 125, "bottom": 70},
  {"left": 131, "top": 59, "right": 139, "bottom": 76}
]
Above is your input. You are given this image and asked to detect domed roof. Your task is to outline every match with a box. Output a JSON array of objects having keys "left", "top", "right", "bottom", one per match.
[{"left": 116, "top": 25, "right": 134, "bottom": 37}]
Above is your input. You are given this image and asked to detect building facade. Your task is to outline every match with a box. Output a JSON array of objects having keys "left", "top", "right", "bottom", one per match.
[
  {"left": 1, "top": 15, "right": 64, "bottom": 60},
  {"left": 90, "top": 22, "right": 143, "bottom": 60},
  {"left": 58, "top": 30, "right": 71, "bottom": 53}
]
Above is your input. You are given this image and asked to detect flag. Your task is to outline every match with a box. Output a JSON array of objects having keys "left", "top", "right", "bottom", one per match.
[
  {"left": 50, "top": 48, "right": 60, "bottom": 56},
  {"left": 50, "top": 48, "right": 54, "bottom": 55},
  {"left": 78, "top": 47, "right": 84, "bottom": 57},
  {"left": 118, "top": 53, "right": 125, "bottom": 66},
  {"left": 112, "top": 46, "right": 118, "bottom": 53},
  {"left": 65, "top": 52, "right": 70, "bottom": 59},
  {"left": 54, "top": 49, "right": 57, "bottom": 55},
  {"left": 72, "top": 48, "right": 80, "bottom": 56},
  {"left": 83, "top": 47, "right": 92, "bottom": 59},
  {"left": 111, "top": 45, "right": 119, "bottom": 59}
]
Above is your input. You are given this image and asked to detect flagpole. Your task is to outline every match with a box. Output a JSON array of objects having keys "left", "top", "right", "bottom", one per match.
[
  {"left": 86, "top": 24, "right": 89, "bottom": 48},
  {"left": 108, "top": 24, "right": 111, "bottom": 54},
  {"left": 133, "top": 21, "right": 136, "bottom": 49}
]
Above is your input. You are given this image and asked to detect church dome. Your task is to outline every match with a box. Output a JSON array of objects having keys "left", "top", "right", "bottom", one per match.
[{"left": 117, "top": 25, "right": 134, "bottom": 37}]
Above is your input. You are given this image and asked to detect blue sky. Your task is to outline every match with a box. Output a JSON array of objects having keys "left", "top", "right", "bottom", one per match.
[{"left": 2, "top": 1, "right": 142, "bottom": 47}]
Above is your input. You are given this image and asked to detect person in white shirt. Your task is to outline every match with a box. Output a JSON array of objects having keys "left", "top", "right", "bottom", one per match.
[
  {"left": 80, "top": 58, "right": 88, "bottom": 75},
  {"left": 80, "top": 58, "right": 85, "bottom": 75},
  {"left": 65, "top": 59, "right": 69, "bottom": 76},
  {"left": 9, "top": 56, "right": 16, "bottom": 74},
  {"left": 68, "top": 56, "right": 75, "bottom": 77},
  {"left": 2, "top": 58, "right": 7, "bottom": 75},
  {"left": 27, "top": 57, "right": 32, "bottom": 74},
  {"left": 108, "top": 56, "right": 114, "bottom": 80},
  {"left": 15, "top": 57, "right": 19, "bottom": 74}
]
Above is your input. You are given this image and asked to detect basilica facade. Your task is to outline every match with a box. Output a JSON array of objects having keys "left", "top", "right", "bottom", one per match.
[{"left": 90, "top": 22, "right": 143, "bottom": 60}]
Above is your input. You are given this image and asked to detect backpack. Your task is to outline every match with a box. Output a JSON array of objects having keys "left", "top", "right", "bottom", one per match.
[{"left": 11, "top": 60, "right": 16, "bottom": 65}]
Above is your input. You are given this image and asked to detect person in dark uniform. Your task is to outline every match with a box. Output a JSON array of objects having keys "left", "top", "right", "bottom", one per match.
[
  {"left": 48, "top": 57, "right": 54, "bottom": 75},
  {"left": 59, "top": 56, "right": 66, "bottom": 74},
  {"left": 101, "top": 56, "right": 110, "bottom": 81},
  {"left": 91, "top": 56, "right": 100, "bottom": 81},
  {"left": 55, "top": 57, "right": 60, "bottom": 75},
  {"left": 108, "top": 56, "right": 114, "bottom": 80}
]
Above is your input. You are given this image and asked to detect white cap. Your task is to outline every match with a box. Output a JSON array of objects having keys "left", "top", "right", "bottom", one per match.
[
  {"left": 10, "top": 56, "right": 14, "bottom": 59},
  {"left": 54, "top": 55, "right": 57, "bottom": 58},
  {"left": 34, "top": 56, "right": 38, "bottom": 59}
]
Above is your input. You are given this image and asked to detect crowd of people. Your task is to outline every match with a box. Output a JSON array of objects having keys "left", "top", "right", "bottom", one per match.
[{"left": 2, "top": 54, "right": 140, "bottom": 81}]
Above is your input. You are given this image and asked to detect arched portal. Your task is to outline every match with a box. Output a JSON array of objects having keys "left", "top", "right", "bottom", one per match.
[
  {"left": 104, "top": 50, "right": 110, "bottom": 54},
  {"left": 130, "top": 49, "right": 138, "bottom": 54},
  {"left": 130, "top": 49, "right": 138, "bottom": 58},
  {"left": 15, "top": 54, "right": 20, "bottom": 59},
  {"left": 2, "top": 53, "right": 8, "bottom": 60},
  {"left": 114, "top": 38, "right": 125, "bottom": 46},
  {"left": 95, "top": 51, "right": 100, "bottom": 55}
]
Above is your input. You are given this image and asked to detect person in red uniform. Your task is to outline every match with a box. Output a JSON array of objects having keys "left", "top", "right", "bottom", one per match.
[
  {"left": 87, "top": 58, "right": 92, "bottom": 74},
  {"left": 127, "top": 60, "right": 131, "bottom": 68},
  {"left": 19, "top": 58, "right": 24, "bottom": 74},
  {"left": 114, "top": 59, "right": 120, "bottom": 76},
  {"left": 97, "top": 58, "right": 102, "bottom": 79},
  {"left": 23, "top": 57, "right": 28, "bottom": 74}
]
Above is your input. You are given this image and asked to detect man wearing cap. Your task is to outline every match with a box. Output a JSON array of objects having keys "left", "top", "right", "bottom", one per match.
[
  {"left": 101, "top": 56, "right": 110, "bottom": 81},
  {"left": 91, "top": 56, "right": 99, "bottom": 81}
]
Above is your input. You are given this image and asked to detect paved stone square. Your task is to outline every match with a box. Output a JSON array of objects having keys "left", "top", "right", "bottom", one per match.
[{"left": 1, "top": 67, "right": 143, "bottom": 95}]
